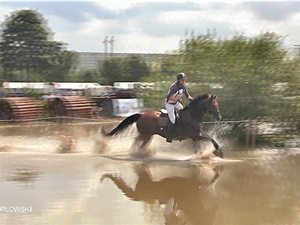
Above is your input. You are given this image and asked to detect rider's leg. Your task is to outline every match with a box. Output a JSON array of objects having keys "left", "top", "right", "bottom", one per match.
[
  {"left": 165, "top": 103, "right": 176, "bottom": 143},
  {"left": 166, "top": 103, "right": 176, "bottom": 124},
  {"left": 174, "top": 102, "right": 183, "bottom": 119},
  {"left": 175, "top": 102, "right": 183, "bottom": 110}
]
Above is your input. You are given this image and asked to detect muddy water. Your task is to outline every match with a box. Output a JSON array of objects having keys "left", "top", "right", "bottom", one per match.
[{"left": 0, "top": 123, "right": 299, "bottom": 225}]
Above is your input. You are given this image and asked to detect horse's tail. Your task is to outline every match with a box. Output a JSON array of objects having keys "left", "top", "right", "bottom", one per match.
[{"left": 102, "top": 113, "right": 141, "bottom": 136}]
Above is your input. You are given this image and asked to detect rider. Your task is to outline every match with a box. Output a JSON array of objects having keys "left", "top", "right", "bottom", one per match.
[{"left": 165, "top": 72, "right": 193, "bottom": 143}]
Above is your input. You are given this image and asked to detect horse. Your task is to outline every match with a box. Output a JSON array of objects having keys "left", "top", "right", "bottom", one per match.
[
  {"left": 102, "top": 93, "right": 223, "bottom": 158},
  {"left": 101, "top": 164, "right": 222, "bottom": 225}
]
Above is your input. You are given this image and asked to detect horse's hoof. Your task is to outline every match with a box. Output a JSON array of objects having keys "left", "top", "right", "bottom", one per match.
[
  {"left": 213, "top": 143, "right": 219, "bottom": 150},
  {"left": 213, "top": 148, "right": 224, "bottom": 158}
]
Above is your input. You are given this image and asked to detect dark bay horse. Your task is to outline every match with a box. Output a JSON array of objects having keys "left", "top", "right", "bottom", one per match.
[{"left": 102, "top": 94, "right": 223, "bottom": 157}]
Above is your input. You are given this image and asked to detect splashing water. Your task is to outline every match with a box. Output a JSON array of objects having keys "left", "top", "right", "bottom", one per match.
[
  {"left": 193, "top": 122, "right": 233, "bottom": 157},
  {"left": 94, "top": 125, "right": 140, "bottom": 155},
  {"left": 207, "top": 122, "right": 232, "bottom": 145},
  {"left": 0, "top": 121, "right": 233, "bottom": 159}
]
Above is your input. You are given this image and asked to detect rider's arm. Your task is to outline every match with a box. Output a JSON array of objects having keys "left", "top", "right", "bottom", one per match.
[{"left": 184, "top": 86, "right": 193, "bottom": 101}]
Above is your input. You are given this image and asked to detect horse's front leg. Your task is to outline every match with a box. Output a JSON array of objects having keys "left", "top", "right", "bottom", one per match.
[{"left": 195, "top": 134, "right": 224, "bottom": 158}]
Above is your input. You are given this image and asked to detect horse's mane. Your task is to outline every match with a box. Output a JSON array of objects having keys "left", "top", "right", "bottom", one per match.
[
  {"left": 179, "top": 93, "right": 210, "bottom": 123},
  {"left": 185, "top": 93, "right": 210, "bottom": 109}
]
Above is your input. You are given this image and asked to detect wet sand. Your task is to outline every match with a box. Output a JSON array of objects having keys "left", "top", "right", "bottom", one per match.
[{"left": 0, "top": 123, "right": 299, "bottom": 225}]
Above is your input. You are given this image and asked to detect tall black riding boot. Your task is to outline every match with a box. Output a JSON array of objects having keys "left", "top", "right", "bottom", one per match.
[{"left": 166, "top": 121, "right": 175, "bottom": 143}]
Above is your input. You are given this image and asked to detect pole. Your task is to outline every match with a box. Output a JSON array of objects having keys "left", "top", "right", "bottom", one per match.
[
  {"left": 109, "top": 36, "right": 115, "bottom": 58},
  {"left": 103, "top": 36, "right": 109, "bottom": 59}
]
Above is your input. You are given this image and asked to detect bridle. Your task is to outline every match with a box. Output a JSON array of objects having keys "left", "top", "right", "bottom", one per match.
[{"left": 208, "top": 95, "right": 221, "bottom": 121}]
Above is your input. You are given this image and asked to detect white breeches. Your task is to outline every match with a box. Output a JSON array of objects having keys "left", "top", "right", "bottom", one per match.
[{"left": 165, "top": 102, "right": 183, "bottom": 124}]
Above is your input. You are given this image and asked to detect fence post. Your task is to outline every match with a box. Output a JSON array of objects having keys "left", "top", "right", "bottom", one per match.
[
  {"left": 251, "top": 120, "right": 257, "bottom": 149},
  {"left": 245, "top": 123, "right": 250, "bottom": 148}
]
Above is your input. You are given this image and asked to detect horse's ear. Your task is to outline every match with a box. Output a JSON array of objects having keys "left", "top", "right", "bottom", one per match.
[
  {"left": 209, "top": 94, "right": 214, "bottom": 102},
  {"left": 213, "top": 95, "right": 217, "bottom": 99}
]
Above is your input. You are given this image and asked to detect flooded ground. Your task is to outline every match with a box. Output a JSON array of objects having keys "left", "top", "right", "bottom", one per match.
[{"left": 0, "top": 122, "right": 300, "bottom": 225}]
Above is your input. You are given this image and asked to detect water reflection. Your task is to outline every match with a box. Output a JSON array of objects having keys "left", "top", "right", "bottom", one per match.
[
  {"left": 1, "top": 148, "right": 300, "bottom": 225},
  {"left": 6, "top": 169, "right": 39, "bottom": 184},
  {"left": 101, "top": 163, "right": 222, "bottom": 225}
]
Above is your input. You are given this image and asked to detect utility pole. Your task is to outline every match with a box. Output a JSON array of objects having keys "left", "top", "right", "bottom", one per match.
[
  {"left": 103, "top": 36, "right": 109, "bottom": 59},
  {"left": 109, "top": 36, "right": 115, "bottom": 58}
]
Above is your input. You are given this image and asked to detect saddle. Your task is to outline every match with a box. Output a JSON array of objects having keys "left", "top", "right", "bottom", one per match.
[
  {"left": 158, "top": 109, "right": 182, "bottom": 141},
  {"left": 160, "top": 109, "right": 168, "bottom": 117},
  {"left": 158, "top": 109, "right": 179, "bottom": 127},
  {"left": 158, "top": 109, "right": 168, "bottom": 127}
]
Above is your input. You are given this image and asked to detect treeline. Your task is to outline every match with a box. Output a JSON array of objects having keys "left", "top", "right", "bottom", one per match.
[
  {"left": 0, "top": 9, "right": 150, "bottom": 84},
  {"left": 71, "top": 56, "right": 150, "bottom": 84},
  {"left": 140, "top": 32, "right": 300, "bottom": 145},
  {"left": 183, "top": 32, "right": 299, "bottom": 121},
  {"left": 147, "top": 32, "right": 300, "bottom": 122}
]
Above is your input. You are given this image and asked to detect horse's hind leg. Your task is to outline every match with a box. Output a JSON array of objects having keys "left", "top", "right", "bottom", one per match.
[
  {"left": 131, "top": 134, "right": 153, "bottom": 156},
  {"left": 141, "top": 135, "right": 152, "bottom": 149},
  {"left": 133, "top": 135, "right": 142, "bottom": 147}
]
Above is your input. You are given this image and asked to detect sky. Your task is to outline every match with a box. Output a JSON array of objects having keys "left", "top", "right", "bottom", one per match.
[{"left": 0, "top": 0, "right": 299, "bottom": 53}]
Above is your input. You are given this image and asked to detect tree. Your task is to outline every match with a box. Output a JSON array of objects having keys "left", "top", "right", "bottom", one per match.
[
  {"left": 138, "top": 31, "right": 299, "bottom": 126},
  {"left": 125, "top": 56, "right": 150, "bottom": 81},
  {"left": 67, "top": 69, "right": 101, "bottom": 82},
  {"left": 45, "top": 44, "right": 76, "bottom": 81},
  {"left": 170, "top": 32, "right": 299, "bottom": 121},
  {"left": 100, "top": 58, "right": 125, "bottom": 85},
  {"left": 0, "top": 9, "right": 74, "bottom": 81},
  {"left": 100, "top": 56, "right": 150, "bottom": 85}
]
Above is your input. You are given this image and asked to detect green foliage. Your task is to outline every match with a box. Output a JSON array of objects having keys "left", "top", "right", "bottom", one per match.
[
  {"left": 142, "top": 71, "right": 172, "bottom": 82},
  {"left": 156, "top": 32, "right": 300, "bottom": 122},
  {"left": 100, "top": 56, "right": 150, "bottom": 85},
  {"left": 125, "top": 56, "right": 150, "bottom": 81},
  {"left": 100, "top": 58, "right": 125, "bottom": 84},
  {"left": 45, "top": 48, "right": 77, "bottom": 81},
  {"left": 66, "top": 69, "right": 101, "bottom": 82},
  {"left": 135, "top": 31, "right": 299, "bottom": 146},
  {"left": 0, "top": 9, "right": 75, "bottom": 81}
]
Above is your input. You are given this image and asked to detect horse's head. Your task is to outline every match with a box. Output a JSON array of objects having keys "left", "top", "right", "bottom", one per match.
[{"left": 188, "top": 94, "right": 222, "bottom": 121}]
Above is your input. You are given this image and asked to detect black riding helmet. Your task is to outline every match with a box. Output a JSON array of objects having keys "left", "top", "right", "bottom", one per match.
[{"left": 177, "top": 72, "right": 187, "bottom": 81}]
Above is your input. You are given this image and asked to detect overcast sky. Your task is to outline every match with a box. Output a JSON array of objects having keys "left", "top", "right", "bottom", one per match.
[{"left": 0, "top": 1, "right": 299, "bottom": 53}]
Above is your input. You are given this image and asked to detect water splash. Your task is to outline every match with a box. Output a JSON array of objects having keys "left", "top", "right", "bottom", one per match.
[{"left": 207, "top": 122, "right": 233, "bottom": 146}]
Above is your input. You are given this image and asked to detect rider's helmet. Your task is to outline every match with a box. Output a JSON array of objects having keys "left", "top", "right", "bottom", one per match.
[{"left": 177, "top": 72, "right": 187, "bottom": 81}]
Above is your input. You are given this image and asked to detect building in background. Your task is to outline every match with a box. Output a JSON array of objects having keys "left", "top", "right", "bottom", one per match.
[{"left": 74, "top": 52, "right": 166, "bottom": 71}]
